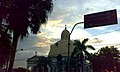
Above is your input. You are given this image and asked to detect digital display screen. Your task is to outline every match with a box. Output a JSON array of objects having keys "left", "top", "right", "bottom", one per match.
[{"left": 84, "top": 9, "right": 118, "bottom": 28}]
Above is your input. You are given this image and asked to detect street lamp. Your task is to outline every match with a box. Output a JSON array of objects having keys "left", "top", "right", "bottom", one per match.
[{"left": 67, "top": 22, "right": 84, "bottom": 72}]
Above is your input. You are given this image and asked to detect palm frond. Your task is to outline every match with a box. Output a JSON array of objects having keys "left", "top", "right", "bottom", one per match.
[
  {"left": 82, "top": 38, "right": 89, "bottom": 45},
  {"left": 84, "top": 50, "right": 92, "bottom": 61},
  {"left": 71, "top": 51, "right": 76, "bottom": 57},
  {"left": 71, "top": 47, "right": 79, "bottom": 57},
  {"left": 86, "top": 45, "right": 95, "bottom": 50},
  {"left": 73, "top": 40, "right": 81, "bottom": 46}
]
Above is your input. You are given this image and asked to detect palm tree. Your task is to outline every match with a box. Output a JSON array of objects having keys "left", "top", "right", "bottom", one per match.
[
  {"left": 0, "top": 0, "right": 53, "bottom": 72},
  {"left": 71, "top": 38, "right": 95, "bottom": 72}
]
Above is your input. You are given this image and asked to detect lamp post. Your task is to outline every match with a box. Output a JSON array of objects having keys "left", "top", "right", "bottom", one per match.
[{"left": 67, "top": 22, "right": 84, "bottom": 72}]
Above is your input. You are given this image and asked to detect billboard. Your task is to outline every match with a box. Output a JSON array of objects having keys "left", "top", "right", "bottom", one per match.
[{"left": 84, "top": 9, "right": 118, "bottom": 28}]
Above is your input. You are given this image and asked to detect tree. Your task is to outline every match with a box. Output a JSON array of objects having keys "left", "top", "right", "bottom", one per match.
[
  {"left": 92, "top": 46, "right": 120, "bottom": 72},
  {"left": 0, "top": 25, "right": 12, "bottom": 71},
  {"left": 71, "top": 38, "right": 95, "bottom": 72},
  {"left": 0, "top": 0, "right": 53, "bottom": 72}
]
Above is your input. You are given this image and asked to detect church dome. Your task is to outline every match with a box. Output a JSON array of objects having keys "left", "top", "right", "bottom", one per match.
[{"left": 61, "top": 26, "right": 69, "bottom": 40}]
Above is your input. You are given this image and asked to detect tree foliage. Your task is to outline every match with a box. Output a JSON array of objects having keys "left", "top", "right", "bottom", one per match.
[
  {"left": 0, "top": 0, "right": 53, "bottom": 36},
  {"left": 71, "top": 38, "right": 95, "bottom": 60},
  {"left": 0, "top": 0, "right": 53, "bottom": 71},
  {"left": 70, "top": 38, "right": 95, "bottom": 72},
  {"left": 0, "top": 25, "right": 12, "bottom": 70},
  {"left": 92, "top": 46, "right": 120, "bottom": 72}
]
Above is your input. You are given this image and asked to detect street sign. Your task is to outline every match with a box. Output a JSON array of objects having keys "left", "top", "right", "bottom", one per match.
[{"left": 84, "top": 9, "right": 118, "bottom": 28}]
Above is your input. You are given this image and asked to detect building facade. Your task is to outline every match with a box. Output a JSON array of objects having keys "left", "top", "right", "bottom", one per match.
[{"left": 48, "top": 27, "right": 75, "bottom": 72}]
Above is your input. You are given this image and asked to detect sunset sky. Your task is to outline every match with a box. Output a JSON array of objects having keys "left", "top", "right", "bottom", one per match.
[{"left": 14, "top": 0, "right": 120, "bottom": 68}]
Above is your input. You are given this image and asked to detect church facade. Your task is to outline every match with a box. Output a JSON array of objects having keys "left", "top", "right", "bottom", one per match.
[
  {"left": 48, "top": 26, "right": 75, "bottom": 72},
  {"left": 49, "top": 26, "right": 75, "bottom": 57}
]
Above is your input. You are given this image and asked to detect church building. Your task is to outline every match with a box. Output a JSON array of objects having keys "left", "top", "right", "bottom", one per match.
[
  {"left": 49, "top": 26, "right": 75, "bottom": 58},
  {"left": 48, "top": 26, "right": 75, "bottom": 72}
]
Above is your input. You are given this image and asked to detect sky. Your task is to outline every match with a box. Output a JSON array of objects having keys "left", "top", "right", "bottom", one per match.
[{"left": 14, "top": 0, "right": 120, "bottom": 68}]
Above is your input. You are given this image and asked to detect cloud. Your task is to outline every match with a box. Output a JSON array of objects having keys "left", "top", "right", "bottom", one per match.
[
  {"left": 89, "top": 38, "right": 103, "bottom": 44},
  {"left": 18, "top": 35, "right": 52, "bottom": 53},
  {"left": 50, "top": 0, "right": 87, "bottom": 25},
  {"left": 84, "top": 31, "right": 120, "bottom": 51},
  {"left": 96, "top": 31, "right": 120, "bottom": 44},
  {"left": 15, "top": 35, "right": 53, "bottom": 67},
  {"left": 70, "top": 28, "right": 92, "bottom": 39},
  {"left": 15, "top": 0, "right": 120, "bottom": 68},
  {"left": 83, "top": 0, "right": 118, "bottom": 13}
]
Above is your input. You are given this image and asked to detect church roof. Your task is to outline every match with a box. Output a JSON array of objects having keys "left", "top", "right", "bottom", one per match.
[{"left": 26, "top": 55, "right": 40, "bottom": 62}]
